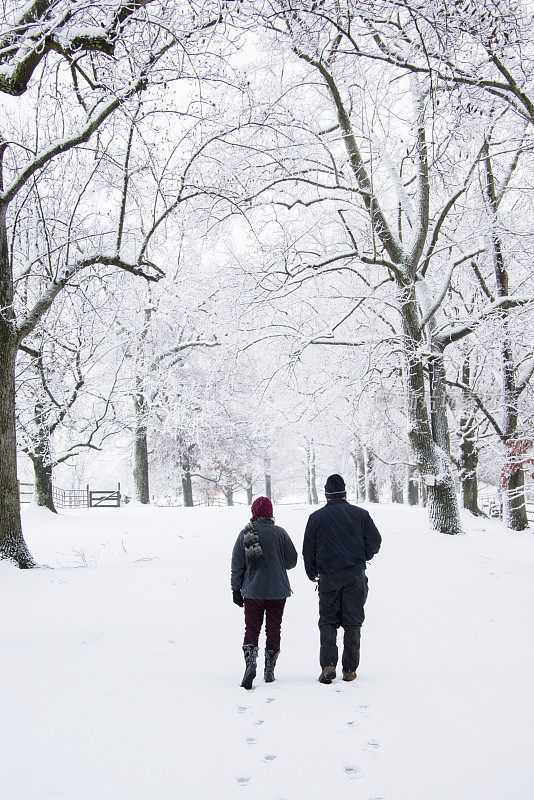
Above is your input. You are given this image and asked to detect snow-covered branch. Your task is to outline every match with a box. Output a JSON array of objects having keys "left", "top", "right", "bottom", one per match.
[
  {"left": 0, "top": 0, "right": 154, "bottom": 97},
  {"left": 436, "top": 297, "right": 534, "bottom": 348},
  {"left": 408, "top": 75, "right": 429, "bottom": 270},
  {"left": 15, "top": 255, "right": 163, "bottom": 345},
  {"left": 516, "top": 356, "right": 534, "bottom": 396},
  {"left": 294, "top": 49, "right": 404, "bottom": 265},
  {"left": 419, "top": 144, "right": 485, "bottom": 278},
  {"left": 2, "top": 33, "right": 177, "bottom": 206},
  {"left": 419, "top": 250, "right": 486, "bottom": 331},
  {"left": 308, "top": 338, "right": 366, "bottom": 347},
  {"left": 445, "top": 378, "right": 505, "bottom": 441},
  {"left": 152, "top": 338, "right": 220, "bottom": 367}
]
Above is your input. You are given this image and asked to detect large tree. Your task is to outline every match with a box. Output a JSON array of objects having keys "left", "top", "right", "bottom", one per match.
[
  {"left": 0, "top": 0, "right": 223, "bottom": 565},
  {"left": 236, "top": 0, "right": 534, "bottom": 532}
]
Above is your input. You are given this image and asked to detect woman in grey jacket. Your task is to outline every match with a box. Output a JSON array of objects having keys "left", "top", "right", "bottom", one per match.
[{"left": 231, "top": 496, "right": 298, "bottom": 689}]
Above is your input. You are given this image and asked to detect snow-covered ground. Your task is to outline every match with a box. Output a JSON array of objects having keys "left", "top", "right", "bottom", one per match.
[{"left": 2, "top": 503, "right": 533, "bottom": 799}]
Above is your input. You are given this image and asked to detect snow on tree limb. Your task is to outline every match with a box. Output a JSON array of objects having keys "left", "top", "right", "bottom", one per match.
[
  {"left": 419, "top": 249, "right": 486, "bottom": 331},
  {"left": 15, "top": 254, "right": 163, "bottom": 345},
  {"left": 1, "top": 35, "right": 177, "bottom": 205},
  {"left": 0, "top": 0, "right": 154, "bottom": 96},
  {"left": 436, "top": 297, "right": 534, "bottom": 348},
  {"left": 515, "top": 356, "right": 534, "bottom": 396}
]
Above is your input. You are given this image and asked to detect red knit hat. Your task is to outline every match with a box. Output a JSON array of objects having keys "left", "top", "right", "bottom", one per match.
[{"left": 251, "top": 496, "right": 273, "bottom": 519}]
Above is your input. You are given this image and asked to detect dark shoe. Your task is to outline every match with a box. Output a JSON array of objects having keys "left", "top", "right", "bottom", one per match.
[
  {"left": 342, "top": 670, "right": 357, "bottom": 682},
  {"left": 241, "top": 644, "right": 259, "bottom": 690},
  {"left": 264, "top": 649, "right": 279, "bottom": 683},
  {"left": 318, "top": 666, "right": 336, "bottom": 684}
]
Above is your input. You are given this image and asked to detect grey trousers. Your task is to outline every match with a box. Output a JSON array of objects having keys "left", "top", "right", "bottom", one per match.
[{"left": 318, "top": 573, "right": 368, "bottom": 671}]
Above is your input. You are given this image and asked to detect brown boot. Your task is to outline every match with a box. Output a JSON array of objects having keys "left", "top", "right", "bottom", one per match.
[
  {"left": 342, "top": 670, "right": 357, "bottom": 682},
  {"left": 318, "top": 666, "right": 336, "bottom": 684}
]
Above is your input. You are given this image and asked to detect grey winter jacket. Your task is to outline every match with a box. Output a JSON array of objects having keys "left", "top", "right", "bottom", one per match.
[{"left": 231, "top": 519, "right": 298, "bottom": 600}]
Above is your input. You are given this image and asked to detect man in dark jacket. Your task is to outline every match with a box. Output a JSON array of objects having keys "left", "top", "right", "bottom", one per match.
[{"left": 303, "top": 474, "right": 381, "bottom": 684}]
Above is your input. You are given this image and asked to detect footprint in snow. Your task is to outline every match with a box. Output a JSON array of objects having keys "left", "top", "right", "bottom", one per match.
[
  {"left": 254, "top": 719, "right": 265, "bottom": 726},
  {"left": 265, "top": 697, "right": 275, "bottom": 704},
  {"left": 264, "top": 753, "right": 277, "bottom": 762},
  {"left": 346, "top": 720, "right": 358, "bottom": 728},
  {"left": 237, "top": 706, "right": 249, "bottom": 714},
  {"left": 365, "top": 739, "right": 380, "bottom": 750},
  {"left": 236, "top": 776, "right": 251, "bottom": 786},
  {"left": 344, "top": 764, "right": 362, "bottom": 778},
  {"left": 245, "top": 737, "right": 256, "bottom": 745}
]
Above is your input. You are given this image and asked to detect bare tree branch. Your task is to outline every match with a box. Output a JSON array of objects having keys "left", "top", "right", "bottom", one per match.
[
  {"left": 436, "top": 297, "right": 534, "bottom": 348},
  {"left": 15, "top": 255, "right": 163, "bottom": 345}
]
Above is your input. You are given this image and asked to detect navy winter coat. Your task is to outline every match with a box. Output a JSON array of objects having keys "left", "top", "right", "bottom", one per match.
[
  {"left": 231, "top": 520, "right": 298, "bottom": 600},
  {"left": 303, "top": 499, "right": 381, "bottom": 586}
]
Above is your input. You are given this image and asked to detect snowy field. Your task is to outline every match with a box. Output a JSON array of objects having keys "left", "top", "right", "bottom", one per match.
[{"left": 2, "top": 503, "right": 533, "bottom": 800}]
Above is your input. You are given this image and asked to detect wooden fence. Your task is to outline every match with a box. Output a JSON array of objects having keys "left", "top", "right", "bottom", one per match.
[
  {"left": 89, "top": 489, "right": 121, "bottom": 508},
  {"left": 479, "top": 491, "right": 534, "bottom": 523},
  {"left": 19, "top": 482, "right": 121, "bottom": 508},
  {"left": 52, "top": 486, "right": 90, "bottom": 508},
  {"left": 19, "top": 482, "right": 34, "bottom": 505}
]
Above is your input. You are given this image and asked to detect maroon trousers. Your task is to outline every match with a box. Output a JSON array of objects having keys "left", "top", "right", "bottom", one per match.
[{"left": 243, "top": 598, "right": 286, "bottom": 652}]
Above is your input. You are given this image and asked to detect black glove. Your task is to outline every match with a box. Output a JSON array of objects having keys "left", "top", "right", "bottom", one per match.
[{"left": 232, "top": 589, "right": 244, "bottom": 607}]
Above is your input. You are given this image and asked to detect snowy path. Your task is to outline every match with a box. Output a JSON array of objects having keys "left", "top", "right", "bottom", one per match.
[{"left": 1, "top": 504, "right": 533, "bottom": 799}]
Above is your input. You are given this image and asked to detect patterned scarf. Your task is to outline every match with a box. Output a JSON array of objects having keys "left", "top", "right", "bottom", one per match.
[{"left": 243, "top": 516, "right": 273, "bottom": 564}]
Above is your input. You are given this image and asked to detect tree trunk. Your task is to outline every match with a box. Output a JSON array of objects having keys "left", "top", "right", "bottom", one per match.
[
  {"left": 419, "top": 284, "right": 459, "bottom": 518},
  {"left": 351, "top": 452, "right": 358, "bottom": 501},
  {"left": 421, "top": 474, "right": 430, "bottom": 506},
  {"left": 428, "top": 345, "right": 451, "bottom": 454},
  {"left": 390, "top": 466, "right": 403, "bottom": 504},
  {"left": 461, "top": 458, "right": 480, "bottom": 516},
  {"left": 305, "top": 443, "right": 312, "bottom": 504},
  {"left": 224, "top": 489, "right": 234, "bottom": 506},
  {"left": 311, "top": 462, "right": 319, "bottom": 504},
  {"left": 459, "top": 360, "right": 482, "bottom": 515},
  {"left": 180, "top": 448, "right": 194, "bottom": 507},
  {"left": 405, "top": 465, "right": 419, "bottom": 505},
  {"left": 30, "top": 400, "right": 57, "bottom": 512},
  {"left": 503, "top": 466, "right": 529, "bottom": 531},
  {"left": 246, "top": 484, "right": 253, "bottom": 505},
  {"left": 307, "top": 442, "right": 319, "bottom": 504},
  {"left": 483, "top": 146, "right": 528, "bottom": 531},
  {"left": 264, "top": 456, "right": 272, "bottom": 500},
  {"left": 497, "top": 308, "right": 528, "bottom": 529},
  {"left": 499, "top": 323, "right": 529, "bottom": 528},
  {"left": 401, "top": 283, "right": 463, "bottom": 533},
  {"left": 0, "top": 202, "right": 35, "bottom": 567},
  {"left": 366, "top": 448, "right": 379, "bottom": 503},
  {"left": 352, "top": 446, "right": 366, "bottom": 503},
  {"left": 0, "top": 343, "right": 35, "bottom": 565},
  {"left": 133, "top": 389, "right": 150, "bottom": 504},
  {"left": 32, "top": 456, "right": 57, "bottom": 513}
]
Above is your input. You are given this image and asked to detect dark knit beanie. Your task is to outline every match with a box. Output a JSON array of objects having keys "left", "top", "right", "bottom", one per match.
[
  {"left": 325, "top": 474, "right": 346, "bottom": 499},
  {"left": 251, "top": 496, "right": 273, "bottom": 519}
]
